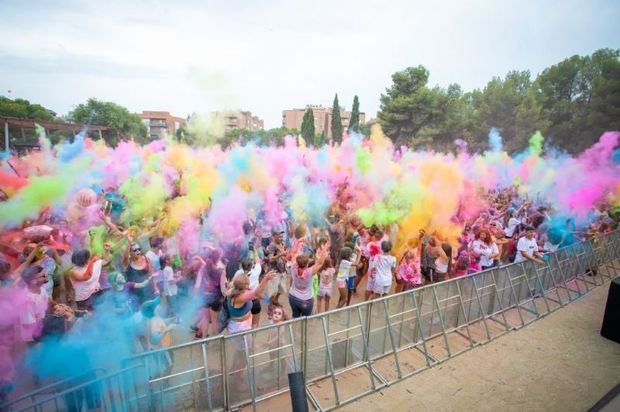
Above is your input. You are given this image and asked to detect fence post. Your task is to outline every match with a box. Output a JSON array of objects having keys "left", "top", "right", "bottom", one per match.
[
  {"left": 220, "top": 336, "right": 229, "bottom": 411},
  {"left": 364, "top": 300, "right": 373, "bottom": 362},
  {"left": 301, "top": 317, "right": 308, "bottom": 384}
]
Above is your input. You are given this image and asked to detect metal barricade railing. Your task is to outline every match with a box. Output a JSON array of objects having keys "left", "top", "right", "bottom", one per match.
[
  {"left": 2, "top": 366, "right": 141, "bottom": 412},
  {"left": 4, "top": 231, "right": 619, "bottom": 412}
]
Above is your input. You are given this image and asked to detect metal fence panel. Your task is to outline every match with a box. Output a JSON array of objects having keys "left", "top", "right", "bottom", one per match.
[{"left": 4, "top": 231, "right": 619, "bottom": 412}]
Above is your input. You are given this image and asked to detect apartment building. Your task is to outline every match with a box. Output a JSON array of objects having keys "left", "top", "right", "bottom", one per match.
[
  {"left": 140, "top": 111, "right": 187, "bottom": 139},
  {"left": 211, "top": 111, "right": 264, "bottom": 132},
  {"left": 282, "top": 105, "right": 365, "bottom": 139}
]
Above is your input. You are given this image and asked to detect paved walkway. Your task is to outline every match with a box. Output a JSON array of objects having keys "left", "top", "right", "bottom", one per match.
[{"left": 340, "top": 281, "right": 620, "bottom": 412}]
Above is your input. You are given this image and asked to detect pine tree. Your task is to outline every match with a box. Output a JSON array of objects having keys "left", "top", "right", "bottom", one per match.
[
  {"left": 349, "top": 95, "right": 360, "bottom": 133},
  {"left": 301, "top": 108, "right": 315, "bottom": 146},
  {"left": 331, "top": 93, "right": 343, "bottom": 144}
]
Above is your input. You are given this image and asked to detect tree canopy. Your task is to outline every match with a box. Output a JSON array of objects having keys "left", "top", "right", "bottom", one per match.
[
  {"left": 0, "top": 97, "right": 55, "bottom": 121},
  {"left": 349, "top": 95, "right": 360, "bottom": 133},
  {"left": 70, "top": 98, "right": 148, "bottom": 146},
  {"left": 331, "top": 94, "right": 343, "bottom": 144},
  {"left": 301, "top": 108, "right": 315, "bottom": 146},
  {"left": 378, "top": 48, "right": 620, "bottom": 153}
]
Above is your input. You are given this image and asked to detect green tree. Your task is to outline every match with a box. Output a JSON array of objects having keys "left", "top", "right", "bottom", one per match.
[
  {"left": 359, "top": 123, "right": 372, "bottom": 136},
  {"left": 331, "top": 94, "right": 343, "bottom": 144},
  {"left": 70, "top": 98, "right": 148, "bottom": 146},
  {"left": 258, "top": 127, "right": 299, "bottom": 146},
  {"left": 314, "top": 132, "right": 326, "bottom": 146},
  {"left": 301, "top": 108, "right": 316, "bottom": 146},
  {"left": 0, "top": 97, "right": 55, "bottom": 121},
  {"left": 219, "top": 127, "right": 299, "bottom": 148},
  {"left": 470, "top": 71, "right": 548, "bottom": 152},
  {"left": 378, "top": 66, "right": 459, "bottom": 147},
  {"left": 349, "top": 95, "right": 360, "bottom": 133},
  {"left": 415, "top": 84, "right": 477, "bottom": 152},
  {"left": 535, "top": 48, "right": 620, "bottom": 153}
]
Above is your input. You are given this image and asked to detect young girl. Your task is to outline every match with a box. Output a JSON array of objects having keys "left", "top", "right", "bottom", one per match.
[
  {"left": 396, "top": 249, "right": 422, "bottom": 291},
  {"left": 108, "top": 271, "right": 155, "bottom": 318},
  {"left": 369, "top": 241, "right": 397, "bottom": 299},
  {"left": 267, "top": 303, "right": 289, "bottom": 345},
  {"left": 453, "top": 250, "right": 470, "bottom": 278},
  {"left": 343, "top": 241, "right": 360, "bottom": 305},
  {"left": 336, "top": 247, "right": 353, "bottom": 308},
  {"left": 266, "top": 303, "right": 290, "bottom": 385},
  {"left": 316, "top": 257, "right": 335, "bottom": 312},
  {"left": 158, "top": 255, "right": 181, "bottom": 317}
]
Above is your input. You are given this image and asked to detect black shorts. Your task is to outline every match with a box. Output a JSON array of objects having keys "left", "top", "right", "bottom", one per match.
[
  {"left": 421, "top": 267, "right": 435, "bottom": 282},
  {"left": 251, "top": 299, "right": 261, "bottom": 315},
  {"left": 203, "top": 292, "right": 223, "bottom": 311}
]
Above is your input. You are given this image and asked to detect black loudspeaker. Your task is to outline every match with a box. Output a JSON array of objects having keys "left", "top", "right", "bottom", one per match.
[
  {"left": 288, "top": 371, "right": 309, "bottom": 412},
  {"left": 601, "top": 277, "right": 620, "bottom": 344}
]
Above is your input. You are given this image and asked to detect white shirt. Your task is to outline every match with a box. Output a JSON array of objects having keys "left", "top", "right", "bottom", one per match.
[
  {"left": 337, "top": 260, "right": 352, "bottom": 281},
  {"left": 145, "top": 250, "right": 161, "bottom": 271},
  {"left": 162, "top": 266, "right": 178, "bottom": 296},
  {"left": 472, "top": 240, "right": 499, "bottom": 267},
  {"left": 504, "top": 217, "right": 521, "bottom": 237},
  {"left": 73, "top": 260, "right": 103, "bottom": 302},
  {"left": 371, "top": 254, "right": 396, "bottom": 287},
  {"left": 19, "top": 288, "right": 48, "bottom": 341},
  {"left": 515, "top": 237, "right": 538, "bottom": 263},
  {"left": 233, "top": 261, "right": 262, "bottom": 289}
]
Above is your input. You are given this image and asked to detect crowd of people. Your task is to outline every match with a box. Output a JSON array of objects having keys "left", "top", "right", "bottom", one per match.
[{"left": 0, "top": 129, "right": 618, "bottom": 402}]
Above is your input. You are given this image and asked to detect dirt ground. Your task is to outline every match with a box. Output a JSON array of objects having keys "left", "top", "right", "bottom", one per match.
[{"left": 339, "top": 281, "right": 620, "bottom": 412}]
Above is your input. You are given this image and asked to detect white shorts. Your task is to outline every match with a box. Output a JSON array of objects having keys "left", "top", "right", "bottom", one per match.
[
  {"left": 373, "top": 283, "right": 391, "bottom": 295},
  {"left": 365, "top": 276, "right": 375, "bottom": 292},
  {"left": 317, "top": 284, "right": 333, "bottom": 297}
]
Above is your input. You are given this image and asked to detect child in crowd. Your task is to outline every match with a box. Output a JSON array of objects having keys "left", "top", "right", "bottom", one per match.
[
  {"left": 316, "top": 257, "right": 335, "bottom": 312},
  {"left": 343, "top": 241, "right": 360, "bottom": 305},
  {"left": 336, "top": 247, "right": 353, "bottom": 308},
  {"left": 266, "top": 303, "right": 290, "bottom": 383},
  {"left": 158, "top": 254, "right": 181, "bottom": 317},
  {"left": 396, "top": 248, "right": 422, "bottom": 291},
  {"left": 454, "top": 250, "right": 470, "bottom": 277},
  {"left": 369, "top": 241, "right": 397, "bottom": 299}
]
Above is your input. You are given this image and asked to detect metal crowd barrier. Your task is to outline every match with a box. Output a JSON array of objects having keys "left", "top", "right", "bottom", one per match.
[{"left": 3, "top": 231, "right": 619, "bottom": 411}]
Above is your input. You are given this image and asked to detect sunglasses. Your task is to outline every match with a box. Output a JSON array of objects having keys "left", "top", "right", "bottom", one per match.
[{"left": 131, "top": 248, "right": 142, "bottom": 253}]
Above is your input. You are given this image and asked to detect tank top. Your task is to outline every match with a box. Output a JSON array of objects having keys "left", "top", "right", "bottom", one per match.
[
  {"left": 126, "top": 259, "right": 150, "bottom": 302},
  {"left": 227, "top": 296, "right": 252, "bottom": 319},
  {"left": 435, "top": 258, "right": 449, "bottom": 274},
  {"left": 73, "top": 260, "right": 103, "bottom": 302}
]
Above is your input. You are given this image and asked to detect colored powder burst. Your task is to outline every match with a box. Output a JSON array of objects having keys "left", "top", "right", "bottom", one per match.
[
  {"left": 86, "top": 225, "right": 107, "bottom": 256},
  {"left": 488, "top": 127, "right": 503, "bottom": 152},
  {"left": 0, "top": 158, "right": 88, "bottom": 228},
  {"left": 528, "top": 131, "right": 544, "bottom": 157},
  {"left": 355, "top": 147, "right": 372, "bottom": 175},
  {"left": 119, "top": 173, "right": 170, "bottom": 221},
  {"left": 56, "top": 133, "right": 86, "bottom": 162}
]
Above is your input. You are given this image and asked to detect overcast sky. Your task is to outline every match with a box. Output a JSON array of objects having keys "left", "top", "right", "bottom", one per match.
[{"left": 1, "top": 0, "right": 619, "bottom": 128}]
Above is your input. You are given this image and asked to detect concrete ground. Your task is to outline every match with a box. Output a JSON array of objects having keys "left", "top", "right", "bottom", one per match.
[{"left": 339, "top": 281, "right": 620, "bottom": 412}]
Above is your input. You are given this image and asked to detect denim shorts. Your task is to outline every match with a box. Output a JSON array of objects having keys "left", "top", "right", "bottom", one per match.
[{"left": 346, "top": 277, "right": 355, "bottom": 289}]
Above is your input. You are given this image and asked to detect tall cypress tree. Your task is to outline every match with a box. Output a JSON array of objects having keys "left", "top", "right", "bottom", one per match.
[
  {"left": 301, "top": 108, "right": 315, "bottom": 146},
  {"left": 349, "top": 95, "right": 360, "bottom": 133},
  {"left": 331, "top": 93, "right": 343, "bottom": 144}
]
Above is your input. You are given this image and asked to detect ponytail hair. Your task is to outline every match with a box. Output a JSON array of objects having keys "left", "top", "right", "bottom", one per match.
[{"left": 228, "top": 273, "right": 249, "bottom": 303}]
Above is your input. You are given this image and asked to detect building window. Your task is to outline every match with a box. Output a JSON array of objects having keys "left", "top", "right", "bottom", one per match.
[{"left": 150, "top": 119, "right": 167, "bottom": 127}]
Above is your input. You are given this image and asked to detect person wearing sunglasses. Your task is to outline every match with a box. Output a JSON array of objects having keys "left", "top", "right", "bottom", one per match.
[{"left": 123, "top": 242, "right": 153, "bottom": 304}]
